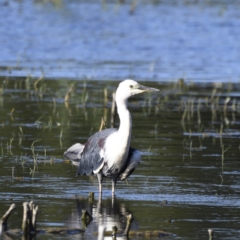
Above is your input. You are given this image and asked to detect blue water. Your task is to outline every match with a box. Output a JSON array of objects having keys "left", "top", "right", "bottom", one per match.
[{"left": 1, "top": 0, "right": 240, "bottom": 82}]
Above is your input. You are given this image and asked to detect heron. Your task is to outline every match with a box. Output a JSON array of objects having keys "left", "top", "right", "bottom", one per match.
[{"left": 64, "top": 79, "right": 159, "bottom": 195}]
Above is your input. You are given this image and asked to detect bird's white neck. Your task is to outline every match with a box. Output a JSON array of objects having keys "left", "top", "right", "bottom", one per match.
[{"left": 116, "top": 97, "right": 132, "bottom": 147}]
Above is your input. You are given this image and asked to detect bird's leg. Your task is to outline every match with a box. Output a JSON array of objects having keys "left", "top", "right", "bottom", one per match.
[
  {"left": 97, "top": 173, "right": 103, "bottom": 194},
  {"left": 112, "top": 177, "right": 117, "bottom": 195},
  {"left": 111, "top": 194, "right": 116, "bottom": 207}
]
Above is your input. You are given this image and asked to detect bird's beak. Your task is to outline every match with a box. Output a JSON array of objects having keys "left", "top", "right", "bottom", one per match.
[{"left": 138, "top": 84, "right": 159, "bottom": 92}]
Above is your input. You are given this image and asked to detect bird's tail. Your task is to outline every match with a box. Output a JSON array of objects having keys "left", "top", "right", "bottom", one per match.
[{"left": 64, "top": 143, "right": 85, "bottom": 167}]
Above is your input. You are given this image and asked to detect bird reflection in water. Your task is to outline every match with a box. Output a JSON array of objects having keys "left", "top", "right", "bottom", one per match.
[{"left": 65, "top": 195, "right": 137, "bottom": 239}]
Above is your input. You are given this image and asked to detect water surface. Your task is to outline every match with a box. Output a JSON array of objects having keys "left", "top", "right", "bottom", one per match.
[
  {"left": 0, "top": 77, "right": 240, "bottom": 239},
  {"left": 0, "top": 0, "right": 240, "bottom": 82}
]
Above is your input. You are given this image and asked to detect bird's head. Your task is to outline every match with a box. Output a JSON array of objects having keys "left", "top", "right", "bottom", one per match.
[{"left": 116, "top": 79, "right": 159, "bottom": 100}]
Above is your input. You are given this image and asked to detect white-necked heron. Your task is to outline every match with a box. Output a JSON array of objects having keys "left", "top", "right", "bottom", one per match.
[{"left": 64, "top": 79, "right": 159, "bottom": 195}]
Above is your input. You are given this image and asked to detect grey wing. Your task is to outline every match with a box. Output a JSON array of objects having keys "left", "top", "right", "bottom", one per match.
[
  {"left": 118, "top": 147, "right": 141, "bottom": 181},
  {"left": 64, "top": 143, "right": 85, "bottom": 166},
  {"left": 77, "top": 128, "right": 117, "bottom": 176}
]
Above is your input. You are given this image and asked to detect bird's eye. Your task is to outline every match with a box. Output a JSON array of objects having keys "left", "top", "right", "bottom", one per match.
[{"left": 130, "top": 85, "right": 133, "bottom": 88}]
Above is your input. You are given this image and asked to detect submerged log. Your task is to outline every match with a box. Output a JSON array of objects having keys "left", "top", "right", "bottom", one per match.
[
  {"left": 22, "top": 201, "right": 38, "bottom": 234},
  {"left": 1, "top": 200, "right": 173, "bottom": 238},
  {"left": 112, "top": 225, "right": 118, "bottom": 237},
  {"left": 0, "top": 203, "right": 16, "bottom": 234},
  {"left": 2, "top": 201, "right": 86, "bottom": 236},
  {"left": 93, "top": 214, "right": 132, "bottom": 237},
  {"left": 81, "top": 209, "right": 92, "bottom": 222},
  {"left": 22, "top": 202, "right": 28, "bottom": 233},
  {"left": 208, "top": 229, "right": 213, "bottom": 240},
  {"left": 43, "top": 227, "right": 85, "bottom": 234},
  {"left": 123, "top": 213, "right": 132, "bottom": 236},
  {"left": 128, "top": 230, "right": 172, "bottom": 237},
  {"left": 81, "top": 209, "right": 93, "bottom": 229},
  {"left": 88, "top": 192, "right": 95, "bottom": 202},
  {"left": 93, "top": 213, "right": 172, "bottom": 238}
]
